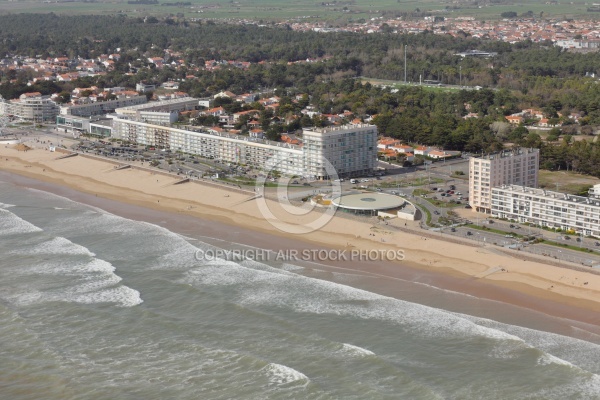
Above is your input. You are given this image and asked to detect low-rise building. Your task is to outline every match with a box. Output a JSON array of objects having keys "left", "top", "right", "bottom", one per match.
[{"left": 61, "top": 95, "right": 147, "bottom": 117}]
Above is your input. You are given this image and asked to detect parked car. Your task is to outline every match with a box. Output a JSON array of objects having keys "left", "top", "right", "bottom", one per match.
[
  {"left": 450, "top": 227, "right": 456, "bottom": 232},
  {"left": 465, "top": 205, "right": 472, "bottom": 209},
  {"left": 434, "top": 210, "right": 440, "bottom": 215},
  {"left": 467, "top": 231, "right": 473, "bottom": 236}
]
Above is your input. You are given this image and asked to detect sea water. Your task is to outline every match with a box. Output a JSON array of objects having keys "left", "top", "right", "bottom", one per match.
[{"left": 1, "top": 179, "right": 599, "bottom": 399}]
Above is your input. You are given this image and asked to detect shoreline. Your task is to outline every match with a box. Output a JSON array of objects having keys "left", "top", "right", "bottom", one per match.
[{"left": 1, "top": 145, "right": 600, "bottom": 334}]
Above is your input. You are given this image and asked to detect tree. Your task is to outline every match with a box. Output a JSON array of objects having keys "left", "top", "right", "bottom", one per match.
[{"left": 55, "top": 91, "right": 71, "bottom": 104}]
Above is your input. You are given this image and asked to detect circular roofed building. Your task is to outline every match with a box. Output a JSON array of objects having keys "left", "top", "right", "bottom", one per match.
[{"left": 331, "top": 192, "right": 407, "bottom": 216}]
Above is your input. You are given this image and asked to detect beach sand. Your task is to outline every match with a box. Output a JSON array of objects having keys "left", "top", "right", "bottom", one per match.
[{"left": 1, "top": 144, "right": 599, "bottom": 330}]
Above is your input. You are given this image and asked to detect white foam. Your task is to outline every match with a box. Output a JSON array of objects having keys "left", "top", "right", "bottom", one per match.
[
  {"left": 263, "top": 363, "right": 309, "bottom": 386},
  {"left": 341, "top": 343, "right": 375, "bottom": 357},
  {"left": 59, "top": 286, "right": 143, "bottom": 307},
  {"left": 0, "top": 202, "right": 15, "bottom": 208},
  {"left": 537, "top": 353, "right": 577, "bottom": 368},
  {"left": 461, "top": 314, "right": 600, "bottom": 374},
  {"left": 20, "top": 237, "right": 95, "bottom": 257},
  {"left": 530, "top": 373, "right": 600, "bottom": 399},
  {"left": 22, "top": 258, "right": 115, "bottom": 277},
  {"left": 0, "top": 209, "right": 43, "bottom": 235}
]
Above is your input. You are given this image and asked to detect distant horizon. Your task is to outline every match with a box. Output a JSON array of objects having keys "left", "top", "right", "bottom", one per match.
[{"left": 0, "top": 0, "right": 597, "bottom": 21}]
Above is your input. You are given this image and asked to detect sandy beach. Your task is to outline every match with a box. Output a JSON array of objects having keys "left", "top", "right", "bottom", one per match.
[{"left": 1, "top": 143, "right": 600, "bottom": 328}]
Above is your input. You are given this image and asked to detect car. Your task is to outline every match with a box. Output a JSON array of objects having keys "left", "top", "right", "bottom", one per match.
[
  {"left": 467, "top": 231, "right": 473, "bottom": 236},
  {"left": 450, "top": 227, "right": 456, "bottom": 232},
  {"left": 434, "top": 210, "right": 440, "bottom": 215},
  {"left": 595, "top": 242, "right": 600, "bottom": 246},
  {"left": 450, "top": 185, "right": 456, "bottom": 190},
  {"left": 456, "top": 192, "right": 462, "bottom": 195},
  {"left": 509, "top": 224, "right": 515, "bottom": 228},
  {"left": 465, "top": 205, "right": 472, "bottom": 209},
  {"left": 576, "top": 237, "right": 582, "bottom": 242},
  {"left": 456, "top": 201, "right": 461, "bottom": 204},
  {"left": 391, "top": 191, "right": 398, "bottom": 195},
  {"left": 505, "top": 234, "right": 514, "bottom": 238},
  {"left": 292, "top": 180, "right": 299, "bottom": 184},
  {"left": 432, "top": 187, "right": 438, "bottom": 191},
  {"left": 376, "top": 188, "right": 383, "bottom": 192}
]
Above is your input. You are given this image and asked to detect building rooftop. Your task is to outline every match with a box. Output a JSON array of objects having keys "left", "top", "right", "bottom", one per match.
[
  {"left": 331, "top": 192, "right": 405, "bottom": 211},
  {"left": 473, "top": 147, "right": 539, "bottom": 160},
  {"left": 496, "top": 184, "right": 600, "bottom": 206}
]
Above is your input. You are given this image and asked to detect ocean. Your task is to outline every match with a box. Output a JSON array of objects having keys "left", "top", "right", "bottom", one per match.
[{"left": 1, "top": 178, "right": 600, "bottom": 400}]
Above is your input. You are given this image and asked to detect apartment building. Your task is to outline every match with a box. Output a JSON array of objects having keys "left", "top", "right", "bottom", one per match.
[
  {"left": 111, "top": 117, "right": 304, "bottom": 176},
  {"left": 302, "top": 124, "right": 378, "bottom": 180},
  {"left": 115, "top": 97, "right": 198, "bottom": 115},
  {"left": 491, "top": 184, "right": 600, "bottom": 237},
  {"left": 469, "top": 148, "right": 539, "bottom": 213},
  {"left": 61, "top": 95, "right": 147, "bottom": 117},
  {"left": 56, "top": 115, "right": 114, "bottom": 137},
  {"left": 111, "top": 118, "right": 378, "bottom": 178},
  {"left": 0, "top": 93, "right": 59, "bottom": 123}
]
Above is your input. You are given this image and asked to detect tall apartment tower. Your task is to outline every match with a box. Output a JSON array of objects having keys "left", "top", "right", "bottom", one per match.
[
  {"left": 469, "top": 147, "right": 539, "bottom": 213},
  {"left": 302, "top": 124, "right": 378, "bottom": 180}
]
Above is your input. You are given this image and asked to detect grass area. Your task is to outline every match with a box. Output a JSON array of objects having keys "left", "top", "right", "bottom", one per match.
[
  {"left": 424, "top": 197, "right": 461, "bottom": 208},
  {"left": 413, "top": 188, "right": 461, "bottom": 208},
  {"left": 418, "top": 204, "right": 432, "bottom": 226},
  {"left": 377, "top": 177, "right": 444, "bottom": 188},
  {"left": 538, "top": 170, "right": 598, "bottom": 196},
  {"left": 541, "top": 240, "right": 598, "bottom": 254},
  {"left": 466, "top": 223, "right": 524, "bottom": 238},
  {"left": 0, "top": 0, "right": 592, "bottom": 19},
  {"left": 361, "top": 78, "right": 466, "bottom": 92}
]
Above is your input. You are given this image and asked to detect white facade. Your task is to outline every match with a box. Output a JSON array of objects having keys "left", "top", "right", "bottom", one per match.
[
  {"left": 1, "top": 95, "right": 59, "bottom": 123},
  {"left": 492, "top": 185, "right": 600, "bottom": 237},
  {"left": 62, "top": 96, "right": 147, "bottom": 117},
  {"left": 302, "top": 124, "right": 378, "bottom": 179},
  {"left": 112, "top": 118, "right": 303, "bottom": 176},
  {"left": 469, "top": 148, "right": 539, "bottom": 213},
  {"left": 115, "top": 97, "right": 198, "bottom": 117},
  {"left": 111, "top": 119, "right": 377, "bottom": 178}
]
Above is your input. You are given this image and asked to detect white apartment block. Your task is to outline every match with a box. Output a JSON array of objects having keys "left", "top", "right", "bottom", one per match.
[
  {"left": 111, "top": 119, "right": 378, "bottom": 178},
  {"left": 302, "top": 125, "right": 378, "bottom": 179},
  {"left": 115, "top": 97, "right": 198, "bottom": 116},
  {"left": 491, "top": 185, "right": 600, "bottom": 237},
  {"left": 0, "top": 94, "right": 59, "bottom": 123},
  {"left": 112, "top": 118, "right": 304, "bottom": 176},
  {"left": 61, "top": 95, "right": 147, "bottom": 117},
  {"left": 469, "top": 148, "right": 539, "bottom": 213}
]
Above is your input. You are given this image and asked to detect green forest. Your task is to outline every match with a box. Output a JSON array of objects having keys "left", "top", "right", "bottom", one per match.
[{"left": 1, "top": 14, "right": 600, "bottom": 177}]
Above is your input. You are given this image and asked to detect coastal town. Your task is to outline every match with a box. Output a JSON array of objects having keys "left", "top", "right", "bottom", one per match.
[{"left": 1, "top": 8, "right": 600, "bottom": 398}]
